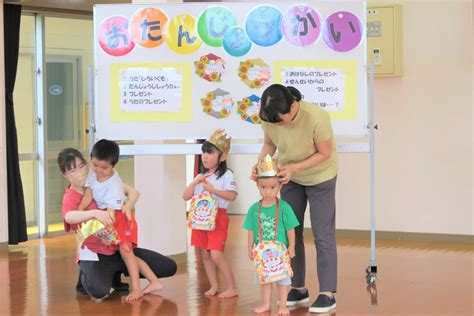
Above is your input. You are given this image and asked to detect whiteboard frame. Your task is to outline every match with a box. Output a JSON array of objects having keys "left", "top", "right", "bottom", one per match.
[{"left": 93, "top": 0, "right": 368, "bottom": 141}]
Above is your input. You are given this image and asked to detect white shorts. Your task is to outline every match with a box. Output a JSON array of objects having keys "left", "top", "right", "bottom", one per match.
[{"left": 255, "top": 273, "right": 292, "bottom": 286}]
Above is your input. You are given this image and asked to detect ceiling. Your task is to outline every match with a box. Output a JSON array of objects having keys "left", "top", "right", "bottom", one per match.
[{"left": 4, "top": 0, "right": 132, "bottom": 14}]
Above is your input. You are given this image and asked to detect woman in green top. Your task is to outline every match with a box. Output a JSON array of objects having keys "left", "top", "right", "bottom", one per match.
[{"left": 251, "top": 84, "right": 338, "bottom": 314}]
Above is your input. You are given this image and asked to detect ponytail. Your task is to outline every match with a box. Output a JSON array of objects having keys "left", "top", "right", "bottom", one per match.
[
  {"left": 286, "top": 86, "right": 302, "bottom": 102},
  {"left": 259, "top": 84, "right": 302, "bottom": 123}
]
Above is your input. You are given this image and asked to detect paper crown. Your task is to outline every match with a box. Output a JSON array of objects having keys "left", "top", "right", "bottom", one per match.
[
  {"left": 257, "top": 154, "right": 278, "bottom": 177},
  {"left": 207, "top": 129, "right": 231, "bottom": 153}
]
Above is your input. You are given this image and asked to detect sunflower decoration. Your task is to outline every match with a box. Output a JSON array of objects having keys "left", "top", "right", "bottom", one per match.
[
  {"left": 194, "top": 53, "right": 225, "bottom": 82},
  {"left": 238, "top": 58, "right": 271, "bottom": 89},
  {"left": 238, "top": 63, "right": 249, "bottom": 74},
  {"left": 206, "top": 92, "right": 214, "bottom": 100},
  {"left": 253, "top": 78, "right": 263, "bottom": 88},
  {"left": 209, "top": 71, "right": 220, "bottom": 82},
  {"left": 237, "top": 94, "right": 262, "bottom": 124},
  {"left": 237, "top": 101, "right": 249, "bottom": 113},
  {"left": 195, "top": 61, "right": 206, "bottom": 72},
  {"left": 204, "top": 106, "right": 213, "bottom": 114},
  {"left": 220, "top": 108, "right": 230, "bottom": 118},
  {"left": 250, "top": 114, "right": 261, "bottom": 124},
  {"left": 201, "top": 88, "right": 235, "bottom": 119},
  {"left": 202, "top": 98, "right": 212, "bottom": 107}
]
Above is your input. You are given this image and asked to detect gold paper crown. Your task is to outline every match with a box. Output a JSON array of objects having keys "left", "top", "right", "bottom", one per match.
[
  {"left": 257, "top": 154, "right": 278, "bottom": 177},
  {"left": 207, "top": 129, "right": 231, "bottom": 153}
]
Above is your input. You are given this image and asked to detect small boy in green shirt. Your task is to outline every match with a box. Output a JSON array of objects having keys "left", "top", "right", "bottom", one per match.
[{"left": 243, "top": 155, "right": 299, "bottom": 315}]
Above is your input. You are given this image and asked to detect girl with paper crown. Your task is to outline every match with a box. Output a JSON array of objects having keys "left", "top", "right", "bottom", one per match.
[
  {"left": 244, "top": 154, "right": 299, "bottom": 315},
  {"left": 182, "top": 129, "right": 239, "bottom": 299}
]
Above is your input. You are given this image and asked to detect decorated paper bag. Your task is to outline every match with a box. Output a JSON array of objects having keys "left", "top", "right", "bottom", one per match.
[
  {"left": 252, "top": 240, "right": 293, "bottom": 284},
  {"left": 187, "top": 192, "right": 218, "bottom": 231},
  {"left": 77, "top": 219, "right": 121, "bottom": 247}
]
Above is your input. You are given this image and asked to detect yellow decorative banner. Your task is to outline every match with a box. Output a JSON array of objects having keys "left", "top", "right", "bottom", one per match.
[
  {"left": 110, "top": 62, "right": 192, "bottom": 122},
  {"left": 274, "top": 60, "right": 357, "bottom": 120}
]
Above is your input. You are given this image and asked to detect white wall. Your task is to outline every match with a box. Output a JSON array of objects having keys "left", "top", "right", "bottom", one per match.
[
  {"left": 0, "top": 1, "right": 9, "bottom": 244},
  {"left": 209, "top": 1, "right": 472, "bottom": 236},
  {"left": 345, "top": 0, "right": 472, "bottom": 235},
  {"left": 132, "top": 0, "right": 187, "bottom": 257},
  {"left": 0, "top": 1, "right": 466, "bottom": 250},
  {"left": 229, "top": 1, "right": 473, "bottom": 235},
  {"left": 134, "top": 144, "right": 187, "bottom": 256},
  {"left": 132, "top": 0, "right": 472, "bottom": 252}
]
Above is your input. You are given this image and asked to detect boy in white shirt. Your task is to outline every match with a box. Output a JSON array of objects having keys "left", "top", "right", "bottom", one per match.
[{"left": 78, "top": 139, "right": 162, "bottom": 301}]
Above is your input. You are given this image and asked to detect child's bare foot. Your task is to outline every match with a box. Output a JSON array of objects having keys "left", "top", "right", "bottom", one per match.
[
  {"left": 125, "top": 289, "right": 143, "bottom": 302},
  {"left": 204, "top": 287, "right": 219, "bottom": 297},
  {"left": 218, "top": 288, "right": 238, "bottom": 299},
  {"left": 278, "top": 308, "right": 290, "bottom": 315},
  {"left": 143, "top": 280, "right": 163, "bottom": 295},
  {"left": 254, "top": 304, "right": 271, "bottom": 313}
]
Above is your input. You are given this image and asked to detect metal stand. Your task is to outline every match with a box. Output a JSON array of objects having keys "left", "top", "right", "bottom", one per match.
[
  {"left": 366, "top": 63, "right": 378, "bottom": 289},
  {"left": 87, "top": 67, "right": 96, "bottom": 153}
]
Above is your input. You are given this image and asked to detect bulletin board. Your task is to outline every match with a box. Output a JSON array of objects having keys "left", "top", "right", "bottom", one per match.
[{"left": 93, "top": 1, "right": 367, "bottom": 140}]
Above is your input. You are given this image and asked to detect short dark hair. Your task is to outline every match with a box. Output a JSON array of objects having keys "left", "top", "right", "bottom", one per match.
[
  {"left": 259, "top": 84, "right": 302, "bottom": 123},
  {"left": 200, "top": 141, "right": 228, "bottom": 179},
  {"left": 90, "top": 139, "right": 120, "bottom": 166},
  {"left": 57, "top": 148, "right": 86, "bottom": 174}
]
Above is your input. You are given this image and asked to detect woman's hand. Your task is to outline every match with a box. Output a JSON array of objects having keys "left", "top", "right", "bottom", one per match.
[
  {"left": 95, "top": 210, "right": 115, "bottom": 226},
  {"left": 250, "top": 162, "right": 258, "bottom": 181},
  {"left": 248, "top": 249, "right": 254, "bottom": 261},
  {"left": 277, "top": 163, "right": 296, "bottom": 185}
]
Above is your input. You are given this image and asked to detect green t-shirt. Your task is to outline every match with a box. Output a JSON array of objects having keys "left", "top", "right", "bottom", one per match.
[
  {"left": 262, "top": 100, "right": 338, "bottom": 186},
  {"left": 243, "top": 199, "right": 299, "bottom": 247}
]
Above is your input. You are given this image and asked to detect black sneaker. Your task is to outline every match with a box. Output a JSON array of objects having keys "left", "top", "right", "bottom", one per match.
[
  {"left": 309, "top": 294, "right": 336, "bottom": 313},
  {"left": 112, "top": 282, "right": 129, "bottom": 292},
  {"left": 76, "top": 282, "right": 88, "bottom": 296},
  {"left": 286, "top": 288, "right": 310, "bottom": 306},
  {"left": 112, "top": 273, "right": 129, "bottom": 292}
]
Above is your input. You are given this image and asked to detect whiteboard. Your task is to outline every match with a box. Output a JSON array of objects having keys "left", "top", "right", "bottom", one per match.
[{"left": 93, "top": 1, "right": 367, "bottom": 140}]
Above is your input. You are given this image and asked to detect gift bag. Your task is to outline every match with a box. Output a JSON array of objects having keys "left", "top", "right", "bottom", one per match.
[
  {"left": 252, "top": 199, "right": 293, "bottom": 284},
  {"left": 253, "top": 240, "right": 293, "bottom": 284},
  {"left": 187, "top": 192, "right": 218, "bottom": 231},
  {"left": 77, "top": 219, "right": 121, "bottom": 247}
]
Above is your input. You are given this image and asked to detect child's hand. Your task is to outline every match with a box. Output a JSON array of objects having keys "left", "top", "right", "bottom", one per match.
[
  {"left": 107, "top": 209, "right": 115, "bottom": 221},
  {"left": 122, "top": 204, "right": 133, "bottom": 221},
  {"left": 248, "top": 249, "right": 254, "bottom": 261},
  {"left": 288, "top": 246, "right": 295, "bottom": 259},
  {"left": 194, "top": 174, "right": 206, "bottom": 184},
  {"left": 202, "top": 180, "right": 215, "bottom": 193},
  {"left": 95, "top": 210, "right": 115, "bottom": 226}
]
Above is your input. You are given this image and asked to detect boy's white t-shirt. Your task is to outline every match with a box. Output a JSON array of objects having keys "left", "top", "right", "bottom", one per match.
[
  {"left": 193, "top": 169, "right": 237, "bottom": 209},
  {"left": 85, "top": 170, "right": 125, "bottom": 210}
]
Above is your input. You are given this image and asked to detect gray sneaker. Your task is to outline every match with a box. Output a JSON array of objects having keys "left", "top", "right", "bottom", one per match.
[
  {"left": 309, "top": 294, "right": 336, "bottom": 313},
  {"left": 90, "top": 293, "right": 110, "bottom": 303},
  {"left": 286, "top": 288, "right": 310, "bottom": 306}
]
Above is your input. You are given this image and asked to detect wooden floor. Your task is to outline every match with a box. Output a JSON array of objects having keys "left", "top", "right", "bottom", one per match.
[{"left": 1, "top": 215, "right": 472, "bottom": 315}]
